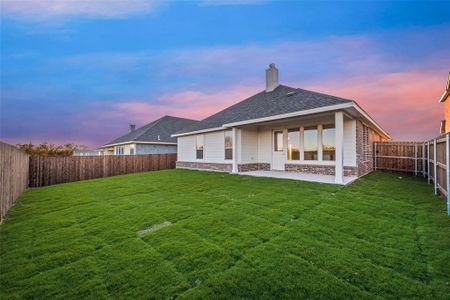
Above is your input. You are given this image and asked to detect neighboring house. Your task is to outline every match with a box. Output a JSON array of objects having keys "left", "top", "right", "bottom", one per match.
[
  {"left": 99, "top": 115, "right": 198, "bottom": 155},
  {"left": 172, "top": 64, "right": 391, "bottom": 184},
  {"left": 439, "top": 72, "right": 450, "bottom": 134},
  {"left": 73, "top": 149, "right": 102, "bottom": 156}
]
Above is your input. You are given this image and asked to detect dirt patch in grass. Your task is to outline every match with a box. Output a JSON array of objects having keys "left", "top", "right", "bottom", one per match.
[{"left": 137, "top": 221, "right": 172, "bottom": 237}]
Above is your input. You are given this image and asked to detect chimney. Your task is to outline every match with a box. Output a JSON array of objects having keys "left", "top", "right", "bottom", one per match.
[
  {"left": 129, "top": 124, "right": 136, "bottom": 132},
  {"left": 265, "top": 63, "right": 279, "bottom": 92}
]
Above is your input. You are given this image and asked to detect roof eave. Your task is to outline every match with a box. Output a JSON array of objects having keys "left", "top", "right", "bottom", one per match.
[
  {"left": 439, "top": 90, "right": 450, "bottom": 103},
  {"left": 172, "top": 103, "right": 354, "bottom": 137},
  {"left": 99, "top": 141, "right": 177, "bottom": 148},
  {"left": 171, "top": 126, "right": 226, "bottom": 138},
  {"left": 172, "top": 102, "right": 391, "bottom": 140},
  {"left": 222, "top": 103, "right": 354, "bottom": 128}
]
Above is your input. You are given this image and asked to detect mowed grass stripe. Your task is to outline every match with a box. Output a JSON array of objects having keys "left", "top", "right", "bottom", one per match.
[{"left": 1, "top": 169, "right": 449, "bottom": 299}]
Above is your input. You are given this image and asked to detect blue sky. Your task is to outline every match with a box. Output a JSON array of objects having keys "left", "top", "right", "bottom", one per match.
[{"left": 1, "top": 1, "right": 449, "bottom": 148}]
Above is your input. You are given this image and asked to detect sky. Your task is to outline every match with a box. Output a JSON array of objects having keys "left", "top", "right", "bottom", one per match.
[{"left": 1, "top": 0, "right": 449, "bottom": 148}]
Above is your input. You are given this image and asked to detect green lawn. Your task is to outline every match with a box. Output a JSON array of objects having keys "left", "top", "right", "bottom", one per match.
[{"left": 1, "top": 170, "right": 449, "bottom": 299}]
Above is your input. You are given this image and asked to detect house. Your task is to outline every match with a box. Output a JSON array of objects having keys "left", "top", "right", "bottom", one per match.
[
  {"left": 172, "top": 64, "right": 390, "bottom": 184},
  {"left": 439, "top": 72, "right": 450, "bottom": 134},
  {"left": 99, "top": 115, "right": 198, "bottom": 155},
  {"left": 73, "top": 149, "right": 102, "bottom": 156}
]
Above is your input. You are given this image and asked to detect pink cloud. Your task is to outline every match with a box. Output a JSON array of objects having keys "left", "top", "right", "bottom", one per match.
[
  {"left": 3, "top": 30, "right": 448, "bottom": 148},
  {"left": 302, "top": 70, "right": 447, "bottom": 140},
  {"left": 0, "top": 0, "right": 164, "bottom": 21},
  {"left": 38, "top": 70, "right": 447, "bottom": 148},
  {"left": 68, "top": 85, "right": 260, "bottom": 148}
]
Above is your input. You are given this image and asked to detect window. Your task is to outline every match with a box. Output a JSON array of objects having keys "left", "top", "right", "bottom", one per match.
[
  {"left": 274, "top": 131, "right": 283, "bottom": 152},
  {"left": 224, "top": 131, "right": 233, "bottom": 160},
  {"left": 115, "top": 146, "right": 124, "bottom": 155},
  {"left": 196, "top": 135, "right": 204, "bottom": 159},
  {"left": 322, "top": 124, "right": 336, "bottom": 161},
  {"left": 130, "top": 147, "right": 135, "bottom": 155},
  {"left": 304, "top": 126, "right": 318, "bottom": 160},
  {"left": 362, "top": 125, "right": 369, "bottom": 160},
  {"left": 287, "top": 129, "right": 300, "bottom": 160}
]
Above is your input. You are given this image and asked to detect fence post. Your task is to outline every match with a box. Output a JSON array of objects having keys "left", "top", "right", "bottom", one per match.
[
  {"left": 427, "top": 141, "right": 430, "bottom": 184},
  {"left": 434, "top": 138, "right": 437, "bottom": 195},
  {"left": 422, "top": 143, "right": 425, "bottom": 178},
  {"left": 446, "top": 133, "right": 450, "bottom": 215},
  {"left": 414, "top": 143, "right": 417, "bottom": 176}
]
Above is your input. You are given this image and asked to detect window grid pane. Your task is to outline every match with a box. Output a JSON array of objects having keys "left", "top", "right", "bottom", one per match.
[
  {"left": 274, "top": 131, "right": 283, "bottom": 152},
  {"left": 224, "top": 131, "right": 233, "bottom": 160},
  {"left": 322, "top": 125, "right": 336, "bottom": 161},
  {"left": 196, "top": 135, "right": 204, "bottom": 159},
  {"left": 287, "top": 129, "right": 300, "bottom": 160},
  {"left": 304, "top": 126, "right": 318, "bottom": 160}
]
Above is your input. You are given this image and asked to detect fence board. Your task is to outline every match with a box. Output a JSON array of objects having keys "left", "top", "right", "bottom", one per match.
[
  {"left": 375, "top": 135, "right": 448, "bottom": 208},
  {"left": 28, "top": 153, "right": 176, "bottom": 188},
  {"left": 0, "top": 141, "right": 29, "bottom": 222}
]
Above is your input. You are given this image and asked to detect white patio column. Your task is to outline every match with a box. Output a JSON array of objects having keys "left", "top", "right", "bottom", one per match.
[
  {"left": 317, "top": 124, "right": 323, "bottom": 161},
  {"left": 335, "top": 111, "right": 344, "bottom": 184},
  {"left": 232, "top": 127, "right": 238, "bottom": 173}
]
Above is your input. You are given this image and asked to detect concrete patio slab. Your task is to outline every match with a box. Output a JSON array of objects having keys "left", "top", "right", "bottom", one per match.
[{"left": 238, "top": 170, "right": 357, "bottom": 185}]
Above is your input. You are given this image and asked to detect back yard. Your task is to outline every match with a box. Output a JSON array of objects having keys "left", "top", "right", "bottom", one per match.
[{"left": 0, "top": 170, "right": 449, "bottom": 299}]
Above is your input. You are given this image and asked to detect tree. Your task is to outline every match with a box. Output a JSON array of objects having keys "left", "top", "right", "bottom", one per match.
[{"left": 16, "top": 142, "right": 86, "bottom": 157}]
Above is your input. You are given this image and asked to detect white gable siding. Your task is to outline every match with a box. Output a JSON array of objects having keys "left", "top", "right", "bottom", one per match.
[
  {"left": 177, "top": 135, "right": 196, "bottom": 161},
  {"left": 204, "top": 131, "right": 226, "bottom": 162},
  {"left": 240, "top": 127, "right": 258, "bottom": 163},
  {"left": 343, "top": 120, "right": 356, "bottom": 166},
  {"left": 257, "top": 128, "right": 272, "bottom": 164},
  {"left": 178, "top": 131, "right": 229, "bottom": 163}
]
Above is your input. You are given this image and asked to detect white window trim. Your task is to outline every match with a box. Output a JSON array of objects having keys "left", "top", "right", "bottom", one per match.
[
  {"left": 224, "top": 130, "right": 233, "bottom": 160},
  {"left": 285, "top": 124, "right": 337, "bottom": 164},
  {"left": 115, "top": 146, "right": 124, "bottom": 155},
  {"left": 196, "top": 135, "right": 204, "bottom": 160}
]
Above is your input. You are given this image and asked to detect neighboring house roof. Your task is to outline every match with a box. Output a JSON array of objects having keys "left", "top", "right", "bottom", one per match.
[
  {"left": 175, "top": 84, "right": 353, "bottom": 135},
  {"left": 102, "top": 115, "right": 198, "bottom": 147},
  {"left": 439, "top": 72, "right": 450, "bottom": 103}
]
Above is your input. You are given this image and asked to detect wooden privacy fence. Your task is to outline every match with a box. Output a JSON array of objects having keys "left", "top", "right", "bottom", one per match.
[
  {"left": 374, "top": 133, "right": 450, "bottom": 215},
  {"left": 0, "top": 141, "right": 29, "bottom": 222},
  {"left": 29, "top": 153, "right": 177, "bottom": 187}
]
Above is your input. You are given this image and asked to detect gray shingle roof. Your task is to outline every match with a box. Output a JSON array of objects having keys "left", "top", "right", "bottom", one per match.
[
  {"left": 176, "top": 85, "right": 353, "bottom": 134},
  {"left": 104, "top": 115, "right": 198, "bottom": 146}
]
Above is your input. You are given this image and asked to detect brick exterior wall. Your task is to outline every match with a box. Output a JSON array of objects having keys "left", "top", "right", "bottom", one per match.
[
  {"left": 445, "top": 100, "right": 450, "bottom": 133},
  {"left": 176, "top": 161, "right": 232, "bottom": 172},
  {"left": 285, "top": 164, "right": 357, "bottom": 176},
  {"left": 238, "top": 163, "right": 271, "bottom": 172},
  {"left": 356, "top": 120, "right": 386, "bottom": 177}
]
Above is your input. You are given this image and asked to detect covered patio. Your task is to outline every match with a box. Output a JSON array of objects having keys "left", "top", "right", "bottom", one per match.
[{"left": 228, "top": 110, "right": 354, "bottom": 184}]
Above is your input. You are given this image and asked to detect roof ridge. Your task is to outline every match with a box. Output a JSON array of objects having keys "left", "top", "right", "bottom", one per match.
[
  {"left": 163, "top": 115, "right": 199, "bottom": 122},
  {"left": 102, "top": 115, "right": 198, "bottom": 146},
  {"left": 174, "top": 83, "right": 356, "bottom": 135}
]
